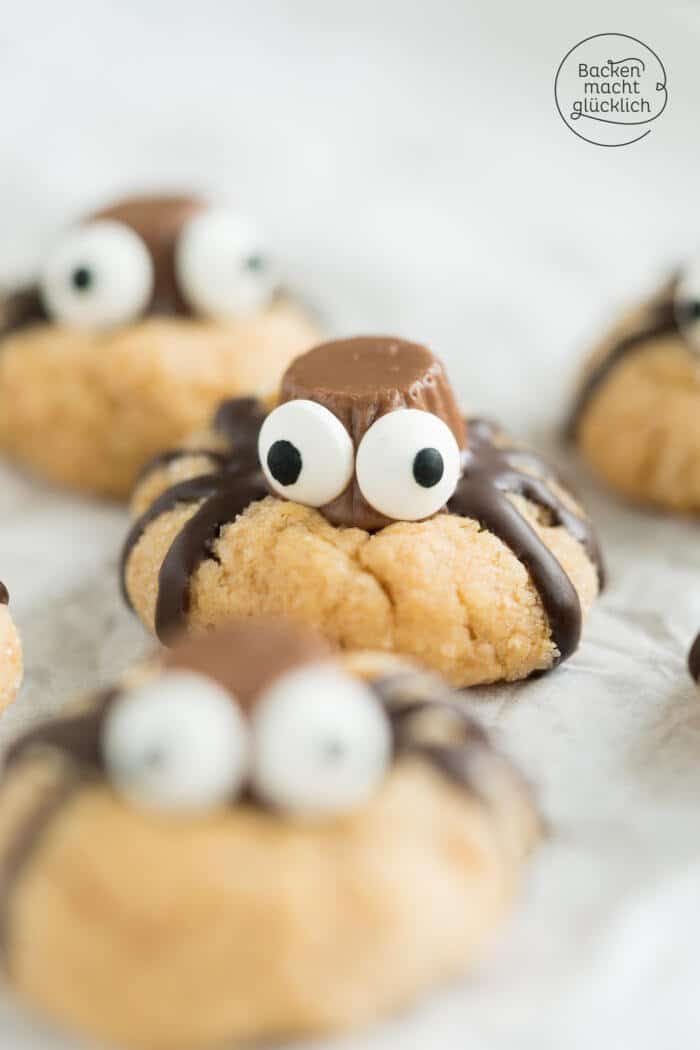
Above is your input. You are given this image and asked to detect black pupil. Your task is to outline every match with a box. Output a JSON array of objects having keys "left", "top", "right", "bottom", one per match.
[
  {"left": 71, "top": 266, "right": 93, "bottom": 291},
  {"left": 267, "top": 440, "right": 302, "bottom": 486},
  {"left": 413, "top": 447, "right": 444, "bottom": 488},
  {"left": 321, "top": 739, "right": 346, "bottom": 762},
  {"left": 245, "top": 254, "right": 265, "bottom": 272}
]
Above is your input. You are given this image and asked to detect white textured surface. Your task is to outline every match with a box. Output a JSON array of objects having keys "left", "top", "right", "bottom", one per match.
[{"left": 1, "top": 2, "right": 700, "bottom": 1047}]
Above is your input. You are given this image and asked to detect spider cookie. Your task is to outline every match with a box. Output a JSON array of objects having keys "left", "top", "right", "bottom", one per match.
[
  {"left": 0, "top": 619, "right": 539, "bottom": 1050},
  {"left": 0, "top": 583, "right": 22, "bottom": 711},
  {"left": 0, "top": 194, "right": 320, "bottom": 498},
  {"left": 567, "top": 269, "right": 700, "bottom": 512},
  {"left": 123, "top": 336, "right": 603, "bottom": 686}
]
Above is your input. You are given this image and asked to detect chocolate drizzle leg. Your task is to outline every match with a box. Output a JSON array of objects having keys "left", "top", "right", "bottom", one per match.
[
  {"left": 689, "top": 634, "right": 700, "bottom": 683},
  {"left": 0, "top": 583, "right": 8, "bottom": 606},
  {"left": 0, "top": 772, "right": 82, "bottom": 960},
  {"left": 449, "top": 420, "right": 603, "bottom": 666},
  {"left": 213, "top": 397, "right": 268, "bottom": 454},
  {"left": 136, "top": 397, "right": 266, "bottom": 487},
  {"left": 565, "top": 294, "right": 678, "bottom": 441},
  {"left": 372, "top": 673, "right": 534, "bottom": 807},
  {"left": 0, "top": 689, "right": 119, "bottom": 958},
  {"left": 155, "top": 474, "right": 267, "bottom": 642},
  {"left": 122, "top": 398, "right": 268, "bottom": 613}
]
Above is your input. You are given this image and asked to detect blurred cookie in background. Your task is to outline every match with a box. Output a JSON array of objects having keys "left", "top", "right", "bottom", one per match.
[
  {"left": 0, "top": 194, "right": 321, "bottom": 499},
  {"left": 567, "top": 268, "right": 700, "bottom": 513},
  {"left": 0, "top": 619, "right": 539, "bottom": 1049}
]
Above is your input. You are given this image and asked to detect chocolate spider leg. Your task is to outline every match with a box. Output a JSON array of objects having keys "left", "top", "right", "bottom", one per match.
[
  {"left": 0, "top": 771, "right": 82, "bottom": 962},
  {"left": 212, "top": 396, "right": 267, "bottom": 451},
  {"left": 121, "top": 473, "right": 234, "bottom": 606},
  {"left": 0, "top": 286, "right": 47, "bottom": 338},
  {"left": 136, "top": 448, "right": 232, "bottom": 485},
  {"left": 135, "top": 396, "right": 266, "bottom": 487},
  {"left": 449, "top": 478, "right": 582, "bottom": 665},
  {"left": 564, "top": 296, "right": 678, "bottom": 441},
  {"left": 495, "top": 471, "right": 605, "bottom": 586},
  {"left": 155, "top": 474, "right": 268, "bottom": 642}
]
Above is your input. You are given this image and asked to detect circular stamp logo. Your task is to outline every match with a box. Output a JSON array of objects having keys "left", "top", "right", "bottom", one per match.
[{"left": 555, "top": 33, "right": 668, "bottom": 146}]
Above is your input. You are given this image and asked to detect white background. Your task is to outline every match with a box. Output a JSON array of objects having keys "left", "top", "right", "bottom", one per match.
[{"left": 2, "top": 2, "right": 700, "bottom": 1047}]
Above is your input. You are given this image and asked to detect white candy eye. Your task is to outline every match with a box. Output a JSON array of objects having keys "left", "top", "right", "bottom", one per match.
[
  {"left": 40, "top": 220, "right": 153, "bottom": 329},
  {"left": 102, "top": 672, "right": 249, "bottom": 814},
  {"left": 355, "top": 408, "right": 461, "bottom": 521},
  {"left": 675, "top": 263, "right": 700, "bottom": 353},
  {"left": 176, "top": 209, "right": 277, "bottom": 319},
  {"left": 258, "top": 399, "right": 354, "bottom": 506},
  {"left": 251, "top": 666, "right": 391, "bottom": 817}
]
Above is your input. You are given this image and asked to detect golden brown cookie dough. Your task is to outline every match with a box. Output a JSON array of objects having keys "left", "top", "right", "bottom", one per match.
[
  {"left": 123, "top": 338, "right": 602, "bottom": 686},
  {"left": 0, "top": 195, "right": 320, "bottom": 499},
  {"left": 0, "top": 584, "right": 22, "bottom": 712},
  {"left": 0, "top": 621, "right": 539, "bottom": 1050},
  {"left": 567, "top": 273, "right": 700, "bottom": 512}
]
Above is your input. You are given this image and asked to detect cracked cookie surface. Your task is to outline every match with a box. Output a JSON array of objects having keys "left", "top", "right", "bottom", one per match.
[{"left": 126, "top": 493, "right": 598, "bottom": 685}]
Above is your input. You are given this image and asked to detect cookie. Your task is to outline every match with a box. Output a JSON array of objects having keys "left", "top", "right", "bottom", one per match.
[
  {"left": 0, "top": 620, "right": 539, "bottom": 1050},
  {"left": 122, "top": 337, "right": 603, "bottom": 686},
  {"left": 0, "top": 194, "right": 320, "bottom": 498},
  {"left": 566, "top": 270, "right": 700, "bottom": 512},
  {"left": 0, "top": 584, "right": 22, "bottom": 711}
]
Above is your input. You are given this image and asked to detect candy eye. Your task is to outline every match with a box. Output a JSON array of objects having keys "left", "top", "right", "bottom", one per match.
[
  {"left": 39, "top": 220, "right": 153, "bottom": 329},
  {"left": 250, "top": 666, "right": 391, "bottom": 817},
  {"left": 175, "top": 209, "right": 277, "bottom": 320},
  {"left": 675, "top": 264, "right": 700, "bottom": 353},
  {"left": 102, "top": 672, "right": 249, "bottom": 813},
  {"left": 258, "top": 399, "right": 354, "bottom": 506},
  {"left": 355, "top": 409, "right": 461, "bottom": 521}
]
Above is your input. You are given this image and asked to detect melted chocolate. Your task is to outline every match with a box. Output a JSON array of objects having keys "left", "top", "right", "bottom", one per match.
[
  {"left": 371, "top": 675, "right": 527, "bottom": 804},
  {"left": 213, "top": 397, "right": 268, "bottom": 452},
  {"left": 4, "top": 706, "right": 110, "bottom": 774},
  {"left": 689, "top": 633, "right": 700, "bottom": 682},
  {"left": 134, "top": 398, "right": 265, "bottom": 487},
  {"left": 135, "top": 448, "right": 231, "bottom": 485},
  {"left": 0, "top": 689, "right": 119, "bottom": 952},
  {"left": 155, "top": 473, "right": 268, "bottom": 642},
  {"left": 566, "top": 293, "right": 678, "bottom": 440},
  {"left": 448, "top": 419, "right": 603, "bottom": 665},
  {"left": 0, "top": 583, "right": 7, "bottom": 606},
  {"left": 122, "top": 399, "right": 268, "bottom": 632},
  {"left": 0, "top": 773, "right": 82, "bottom": 958}
]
